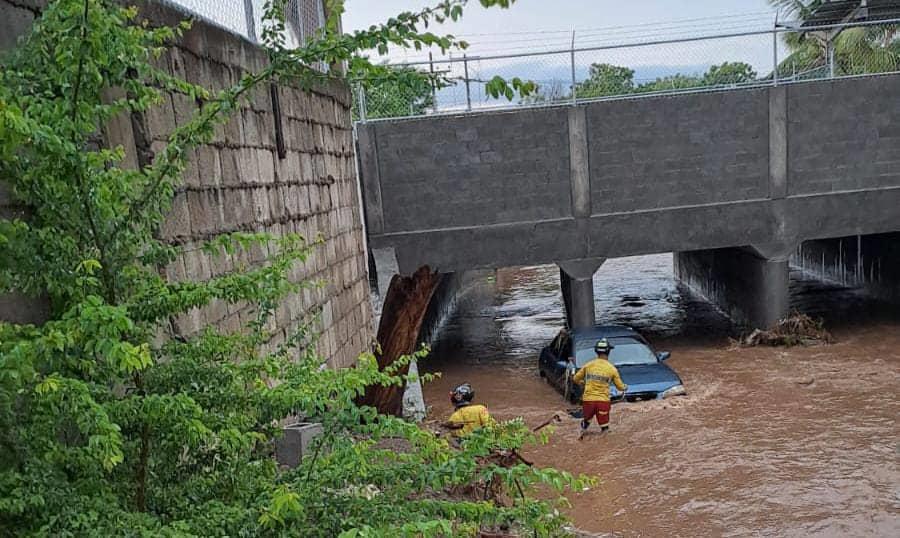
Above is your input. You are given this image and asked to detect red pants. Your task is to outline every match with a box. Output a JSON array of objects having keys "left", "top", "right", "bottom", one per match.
[{"left": 582, "top": 400, "right": 611, "bottom": 427}]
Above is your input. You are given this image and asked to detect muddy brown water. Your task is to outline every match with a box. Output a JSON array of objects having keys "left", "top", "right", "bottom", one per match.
[{"left": 419, "top": 255, "right": 900, "bottom": 537}]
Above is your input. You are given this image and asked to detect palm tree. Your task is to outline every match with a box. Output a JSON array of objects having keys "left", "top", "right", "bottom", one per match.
[{"left": 769, "top": 0, "right": 900, "bottom": 78}]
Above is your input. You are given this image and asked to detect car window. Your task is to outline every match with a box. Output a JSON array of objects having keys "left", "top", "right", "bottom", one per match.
[
  {"left": 607, "top": 342, "right": 658, "bottom": 366},
  {"left": 549, "top": 333, "right": 563, "bottom": 352},
  {"left": 574, "top": 337, "right": 657, "bottom": 367}
]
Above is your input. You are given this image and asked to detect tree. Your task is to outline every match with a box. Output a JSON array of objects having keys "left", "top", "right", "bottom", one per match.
[
  {"left": 573, "top": 61, "right": 757, "bottom": 98},
  {"left": 635, "top": 73, "right": 703, "bottom": 93},
  {"left": 573, "top": 63, "right": 635, "bottom": 98},
  {"left": 520, "top": 79, "right": 570, "bottom": 105},
  {"left": 769, "top": 0, "right": 900, "bottom": 77},
  {"left": 354, "top": 65, "right": 437, "bottom": 119},
  {"left": 0, "top": 0, "right": 579, "bottom": 536},
  {"left": 702, "top": 61, "right": 758, "bottom": 85}
]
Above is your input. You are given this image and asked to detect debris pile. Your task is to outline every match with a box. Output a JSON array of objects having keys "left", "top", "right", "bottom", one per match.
[{"left": 737, "top": 313, "right": 834, "bottom": 347}]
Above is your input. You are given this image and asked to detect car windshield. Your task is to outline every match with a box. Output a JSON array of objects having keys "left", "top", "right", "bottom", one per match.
[{"left": 574, "top": 337, "right": 658, "bottom": 367}]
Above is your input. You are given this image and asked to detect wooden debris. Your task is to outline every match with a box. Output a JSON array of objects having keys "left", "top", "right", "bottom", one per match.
[{"left": 737, "top": 313, "right": 834, "bottom": 347}]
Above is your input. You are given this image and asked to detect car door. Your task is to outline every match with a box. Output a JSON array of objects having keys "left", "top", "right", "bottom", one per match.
[
  {"left": 552, "top": 338, "right": 573, "bottom": 388},
  {"left": 539, "top": 344, "right": 557, "bottom": 377}
]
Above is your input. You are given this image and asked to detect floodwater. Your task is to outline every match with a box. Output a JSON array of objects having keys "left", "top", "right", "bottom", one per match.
[{"left": 419, "top": 254, "right": 900, "bottom": 537}]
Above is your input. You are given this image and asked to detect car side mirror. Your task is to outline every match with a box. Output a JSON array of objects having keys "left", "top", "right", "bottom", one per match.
[{"left": 657, "top": 351, "right": 671, "bottom": 361}]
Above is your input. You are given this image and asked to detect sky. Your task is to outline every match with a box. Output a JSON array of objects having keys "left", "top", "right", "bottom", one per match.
[
  {"left": 342, "top": 0, "right": 788, "bottom": 110},
  {"left": 343, "top": 1, "right": 782, "bottom": 55}
]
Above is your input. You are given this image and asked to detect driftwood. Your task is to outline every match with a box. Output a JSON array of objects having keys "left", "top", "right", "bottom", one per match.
[
  {"left": 358, "top": 266, "right": 441, "bottom": 416},
  {"left": 737, "top": 313, "right": 834, "bottom": 347},
  {"left": 532, "top": 412, "right": 563, "bottom": 433}
]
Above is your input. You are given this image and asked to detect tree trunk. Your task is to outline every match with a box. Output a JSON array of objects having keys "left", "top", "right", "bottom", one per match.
[{"left": 359, "top": 265, "right": 441, "bottom": 416}]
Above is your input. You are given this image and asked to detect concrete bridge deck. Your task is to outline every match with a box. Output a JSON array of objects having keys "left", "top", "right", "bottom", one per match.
[{"left": 357, "top": 74, "right": 900, "bottom": 328}]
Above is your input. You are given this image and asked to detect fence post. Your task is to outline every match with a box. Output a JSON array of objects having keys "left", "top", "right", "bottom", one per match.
[
  {"left": 464, "top": 55, "right": 472, "bottom": 112},
  {"left": 570, "top": 30, "right": 577, "bottom": 105},
  {"left": 772, "top": 13, "right": 779, "bottom": 86},
  {"left": 429, "top": 52, "right": 437, "bottom": 113},
  {"left": 243, "top": 0, "right": 257, "bottom": 43},
  {"left": 827, "top": 38, "right": 835, "bottom": 77},
  {"left": 358, "top": 82, "right": 367, "bottom": 123}
]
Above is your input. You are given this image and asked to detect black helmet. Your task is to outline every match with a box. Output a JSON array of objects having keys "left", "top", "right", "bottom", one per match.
[
  {"left": 594, "top": 338, "right": 614, "bottom": 355},
  {"left": 450, "top": 383, "right": 474, "bottom": 406}
]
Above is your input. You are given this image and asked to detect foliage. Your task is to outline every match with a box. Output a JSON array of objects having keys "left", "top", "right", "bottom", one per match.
[
  {"left": 353, "top": 65, "right": 437, "bottom": 119},
  {"left": 572, "top": 61, "right": 758, "bottom": 99},
  {"left": 520, "top": 80, "right": 568, "bottom": 105},
  {"left": 0, "top": 0, "right": 581, "bottom": 535},
  {"left": 769, "top": 0, "right": 900, "bottom": 78},
  {"left": 702, "top": 62, "right": 758, "bottom": 85},
  {"left": 634, "top": 73, "right": 703, "bottom": 93},
  {"left": 573, "top": 63, "right": 635, "bottom": 98}
]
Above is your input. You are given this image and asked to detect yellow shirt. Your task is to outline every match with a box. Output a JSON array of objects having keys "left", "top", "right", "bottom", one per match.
[
  {"left": 447, "top": 404, "right": 494, "bottom": 437},
  {"left": 572, "top": 358, "right": 627, "bottom": 402}
]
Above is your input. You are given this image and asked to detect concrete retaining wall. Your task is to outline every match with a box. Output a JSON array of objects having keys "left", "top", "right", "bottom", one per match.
[
  {"left": 0, "top": 0, "right": 373, "bottom": 367},
  {"left": 360, "top": 77, "right": 900, "bottom": 274},
  {"left": 587, "top": 89, "right": 769, "bottom": 213}
]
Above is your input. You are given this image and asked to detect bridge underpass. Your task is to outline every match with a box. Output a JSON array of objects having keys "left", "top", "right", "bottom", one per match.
[{"left": 357, "top": 74, "right": 900, "bottom": 329}]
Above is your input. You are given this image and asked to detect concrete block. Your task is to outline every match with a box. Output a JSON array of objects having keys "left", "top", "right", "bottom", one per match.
[
  {"left": 163, "top": 254, "right": 187, "bottom": 283},
  {"left": 232, "top": 147, "right": 255, "bottom": 185},
  {"left": 181, "top": 149, "right": 202, "bottom": 188},
  {"left": 205, "top": 298, "right": 228, "bottom": 324},
  {"left": 187, "top": 191, "right": 218, "bottom": 234},
  {"left": 161, "top": 192, "right": 191, "bottom": 239},
  {"left": 257, "top": 149, "right": 276, "bottom": 184},
  {"left": 241, "top": 108, "right": 260, "bottom": 145},
  {"left": 218, "top": 148, "right": 240, "bottom": 186},
  {"left": 251, "top": 187, "right": 271, "bottom": 223},
  {"left": 196, "top": 146, "right": 222, "bottom": 187},
  {"left": 171, "top": 93, "right": 196, "bottom": 126},
  {"left": 223, "top": 114, "right": 244, "bottom": 145},
  {"left": 269, "top": 185, "right": 286, "bottom": 220},
  {"left": 183, "top": 248, "right": 212, "bottom": 282},
  {"left": 174, "top": 306, "right": 203, "bottom": 336},
  {"left": 299, "top": 153, "right": 315, "bottom": 182},
  {"left": 0, "top": 3, "right": 33, "bottom": 51}
]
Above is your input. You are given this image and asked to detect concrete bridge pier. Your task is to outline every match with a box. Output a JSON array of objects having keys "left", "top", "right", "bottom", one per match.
[
  {"left": 559, "top": 258, "right": 606, "bottom": 329},
  {"left": 674, "top": 245, "right": 792, "bottom": 329}
]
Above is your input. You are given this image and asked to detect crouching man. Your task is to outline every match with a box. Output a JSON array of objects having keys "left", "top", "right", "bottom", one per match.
[{"left": 442, "top": 383, "right": 494, "bottom": 438}]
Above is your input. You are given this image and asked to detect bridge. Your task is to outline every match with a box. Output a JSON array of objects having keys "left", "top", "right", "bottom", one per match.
[{"left": 356, "top": 74, "right": 900, "bottom": 329}]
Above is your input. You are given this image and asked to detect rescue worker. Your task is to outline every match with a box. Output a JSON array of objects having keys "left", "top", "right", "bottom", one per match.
[
  {"left": 571, "top": 338, "right": 627, "bottom": 439},
  {"left": 443, "top": 383, "right": 494, "bottom": 438}
]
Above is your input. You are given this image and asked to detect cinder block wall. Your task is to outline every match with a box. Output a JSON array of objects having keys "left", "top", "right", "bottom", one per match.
[{"left": 0, "top": 0, "right": 373, "bottom": 368}]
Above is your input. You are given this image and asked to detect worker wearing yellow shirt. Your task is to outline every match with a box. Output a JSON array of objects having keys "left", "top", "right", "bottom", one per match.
[
  {"left": 443, "top": 383, "right": 494, "bottom": 438},
  {"left": 571, "top": 339, "right": 627, "bottom": 440}
]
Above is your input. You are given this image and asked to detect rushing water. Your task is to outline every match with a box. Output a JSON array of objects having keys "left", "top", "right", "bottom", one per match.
[{"left": 419, "top": 253, "right": 900, "bottom": 536}]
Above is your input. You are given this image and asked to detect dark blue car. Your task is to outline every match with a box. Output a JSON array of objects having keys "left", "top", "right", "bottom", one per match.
[{"left": 538, "top": 325, "right": 686, "bottom": 403}]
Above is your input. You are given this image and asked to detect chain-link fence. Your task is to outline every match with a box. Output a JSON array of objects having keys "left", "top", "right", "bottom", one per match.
[
  {"left": 354, "top": 18, "right": 900, "bottom": 121},
  {"left": 160, "top": 0, "right": 326, "bottom": 50}
]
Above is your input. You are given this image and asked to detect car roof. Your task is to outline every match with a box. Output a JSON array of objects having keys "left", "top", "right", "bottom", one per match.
[{"left": 571, "top": 325, "right": 644, "bottom": 347}]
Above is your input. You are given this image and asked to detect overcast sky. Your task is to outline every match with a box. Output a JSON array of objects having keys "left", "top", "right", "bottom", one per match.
[
  {"left": 343, "top": 1, "right": 788, "bottom": 110},
  {"left": 343, "top": 0, "right": 781, "bottom": 60}
]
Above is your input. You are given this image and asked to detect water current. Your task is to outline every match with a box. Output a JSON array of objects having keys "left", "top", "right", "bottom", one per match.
[{"left": 419, "top": 253, "right": 900, "bottom": 536}]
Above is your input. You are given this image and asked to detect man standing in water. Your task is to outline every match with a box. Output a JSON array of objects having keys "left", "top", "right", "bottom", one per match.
[
  {"left": 443, "top": 383, "right": 494, "bottom": 438},
  {"left": 571, "top": 339, "right": 627, "bottom": 440}
]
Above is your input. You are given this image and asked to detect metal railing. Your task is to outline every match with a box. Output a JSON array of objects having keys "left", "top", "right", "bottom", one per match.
[{"left": 354, "top": 17, "right": 900, "bottom": 122}]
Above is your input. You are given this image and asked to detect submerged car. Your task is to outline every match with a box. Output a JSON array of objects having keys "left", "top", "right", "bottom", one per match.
[{"left": 538, "top": 325, "right": 686, "bottom": 403}]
